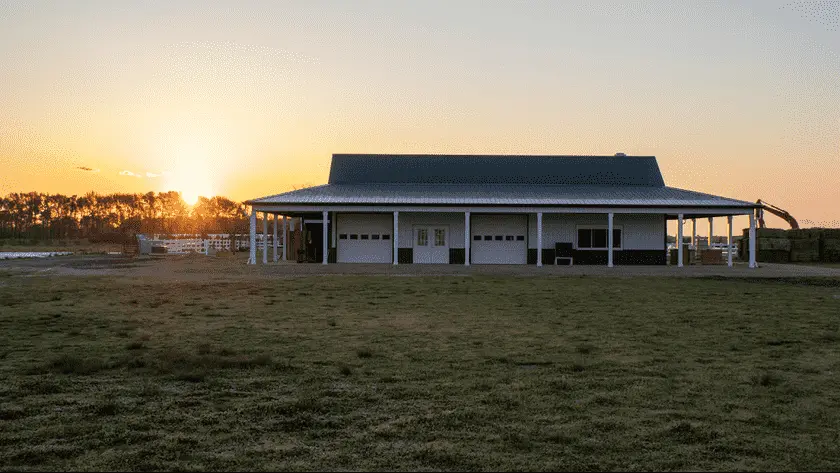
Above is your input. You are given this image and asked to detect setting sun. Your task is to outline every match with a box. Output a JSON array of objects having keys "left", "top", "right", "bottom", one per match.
[{"left": 163, "top": 167, "right": 214, "bottom": 207}]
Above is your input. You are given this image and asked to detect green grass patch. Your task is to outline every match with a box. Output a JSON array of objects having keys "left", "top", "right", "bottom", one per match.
[{"left": 0, "top": 274, "right": 839, "bottom": 470}]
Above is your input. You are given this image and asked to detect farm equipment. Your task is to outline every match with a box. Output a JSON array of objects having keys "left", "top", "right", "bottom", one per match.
[{"left": 756, "top": 200, "right": 799, "bottom": 229}]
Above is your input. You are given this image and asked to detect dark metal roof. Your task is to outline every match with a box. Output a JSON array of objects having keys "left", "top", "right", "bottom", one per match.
[
  {"left": 328, "top": 154, "right": 666, "bottom": 187},
  {"left": 249, "top": 183, "right": 756, "bottom": 208}
]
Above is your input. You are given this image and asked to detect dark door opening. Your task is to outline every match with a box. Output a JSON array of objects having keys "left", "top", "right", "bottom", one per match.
[{"left": 304, "top": 222, "right": 324, "bottom": 263}]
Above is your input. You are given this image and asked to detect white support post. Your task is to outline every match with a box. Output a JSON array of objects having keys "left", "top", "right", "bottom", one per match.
[
  {"left": 249, "top": 208, "right": 256, "bottom": 265},
  {"left": 749, "top": 212, "right": 757, "bottom": 268},
  {"left": 607, "top": 212, "right": 614, "bottom": 268},
  {"left": 727, "top": 215, "right": 733, "bottom": 267},
  {"left": 322, "top": 210, "right": 328, "bottom": 265},
  {"left": 677, "top": 213, "right": 684, "bottom": 268},
  {"left": 282, "top": 216, "right": 287, "bottom": 261},
  {"left": 692, "top": 218, "right": 697, "bottom": 248},
  {"left": 536, "top": 212, "right": 543, "bottom": 267},
  {"left": 262, "top": 213, "right": 268, "bottom": 264},
  {"left": 464, "top": 211, "right": 470, "bottom": 266},
  {"left": 273, "top": 214, "right": 278, "bottom": 262},
  {"left": 331, "top": 212, "right": 337, "bottom": 249},
  {"left": 393, "top": 211, "right": 399, "bottom": 265},
  {"left": 708, "top": 217, "right": 714, "bottom": 249}
]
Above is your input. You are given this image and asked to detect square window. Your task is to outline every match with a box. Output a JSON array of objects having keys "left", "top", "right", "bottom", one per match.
[
  {"left": 578, "top": 229, "right": 592, "bottom": 248},
  {"left": 361, "top": 234, "right": 369, "bottom": 240},
  {"left": 484, "top": 235, "right": 492, "bottom": 241},
  {"left": 350, "top": 234, "right": 358, "bottom": 240},
  {"left": 516, "top": 235, "right": 525, "bottom": 241},
  {"left": 473, "top": 235, "right": 482, "bottom": 241},
  {"left": 495, "top": 235, "right": 503, "bottom": 241},
  {"left": 372, "top": 234, "right": 380, "bottom": 240},
  {"left": 505, "top": 235, "right": 514, "bottom": 241},
  {"left": 592, "top": 229, "right": 607, "bottom": 248},
  {"left": 612, "top": 229, "right": 622, "bottom": 248},
  {"left": 339, "top": 234, "right": 348, "bottom": 240},
  {"left": 382, "top": 234, "right": 390, "bottom": 240}
]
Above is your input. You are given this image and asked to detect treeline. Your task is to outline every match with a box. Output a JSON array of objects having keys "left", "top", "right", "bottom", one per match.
[{"left": 0, "top": 191, "right": 250, "bottom": 241}]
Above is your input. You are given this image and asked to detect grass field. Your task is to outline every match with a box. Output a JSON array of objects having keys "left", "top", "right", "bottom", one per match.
[
  {"left": 0, "top": 239, "right": 123, "bottom": 254},
  {"left": 1, "top": 271, "right": 840, "bottom": 471}
]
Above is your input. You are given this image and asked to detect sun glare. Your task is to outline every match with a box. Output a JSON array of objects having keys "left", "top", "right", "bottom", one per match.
[
  {"left": 161, "top": 168, "right": 214, "bottom": 207},
  {"left": 156, "top": 133, "right": 225, "bottom": 207}
]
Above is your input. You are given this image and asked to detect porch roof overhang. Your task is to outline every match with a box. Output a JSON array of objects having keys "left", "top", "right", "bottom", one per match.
[{"left": 246, "top": 183, "right": 757, "bottom": 216}]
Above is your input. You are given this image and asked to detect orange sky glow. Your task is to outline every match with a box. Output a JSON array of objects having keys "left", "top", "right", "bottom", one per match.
[{"left": 1, "top": 1, "right": 838, "bottom": 233}]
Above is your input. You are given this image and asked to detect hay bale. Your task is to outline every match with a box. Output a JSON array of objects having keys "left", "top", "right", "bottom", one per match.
[
  {"left": 758, "top": 250, "right": 790, "bottom": 263},
  {"left": 791, "top": 239, "right": 819, "bottom": 251},
  {"left": 790, "top": 249, "right": 820, "bottom": 262},
  {"left": 758, "top": 238, "right": 791, "bottom": 251},
  {"left": 821, "top": 229, "right": 840, "bottom": 239},
  {"left": 821, "top": 239, "right": 840, "bottom": 262},
  {"left": 755, "top": 228, "right": 788, "bottom": 238},
  {"left": 701, "top": 249, "right": 724, "bottom": 265}
]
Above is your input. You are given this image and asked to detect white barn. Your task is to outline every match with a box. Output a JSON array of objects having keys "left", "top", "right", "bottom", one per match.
[{"left": 245, "top": 154, "right": 759, "bottom": 267}]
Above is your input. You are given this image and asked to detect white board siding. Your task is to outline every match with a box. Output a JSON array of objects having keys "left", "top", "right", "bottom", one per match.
[
  {"left": 529, "top": 213, "right": 665, "bottom": 250},
  {"left": 470, "top": 214, "right": 528, "bottom": 264},
  {"left": 398, "top": 212, "right": 465, "bottom": 248},
  {"left": 336, "top": 213, "right": 393, "bottom": 263}
]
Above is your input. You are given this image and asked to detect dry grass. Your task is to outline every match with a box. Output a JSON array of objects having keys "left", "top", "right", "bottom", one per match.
[
  {"left": 1, "top": 272, "right": 840, "bottom": 471},
  {"left": 0, "top": 240, "right": 123, "bottom": 254}
]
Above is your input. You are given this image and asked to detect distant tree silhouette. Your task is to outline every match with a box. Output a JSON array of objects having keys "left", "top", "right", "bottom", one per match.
[{"left": 0, "top": 191, "right": 253, "bottom": 242}]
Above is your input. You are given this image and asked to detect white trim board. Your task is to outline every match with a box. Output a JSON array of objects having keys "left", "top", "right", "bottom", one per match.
[{"left": 252, "top": 205, "right": 754, "bottom": 216}]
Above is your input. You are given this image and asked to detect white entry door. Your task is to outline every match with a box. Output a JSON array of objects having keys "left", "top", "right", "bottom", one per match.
[{"left": 413, "top": 225, "right": 449, "bottom": 263}]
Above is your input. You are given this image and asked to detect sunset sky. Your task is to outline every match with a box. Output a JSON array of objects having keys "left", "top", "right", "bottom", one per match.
[{"left": 1, "top": 0, "right": 838, "bottom": 231}]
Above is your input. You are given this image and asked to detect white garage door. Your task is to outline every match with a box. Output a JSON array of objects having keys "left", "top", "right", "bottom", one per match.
[
  {"left": 471, "top": 215, "right": 527, "bottom": 264},
  {"left": 337, "top": 213, "right": 393, "bottom": 263}
]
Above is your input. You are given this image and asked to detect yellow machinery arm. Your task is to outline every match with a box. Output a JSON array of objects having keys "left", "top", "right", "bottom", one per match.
[{"left": 755, "top": 199, "right": 800, "bottom": 229}]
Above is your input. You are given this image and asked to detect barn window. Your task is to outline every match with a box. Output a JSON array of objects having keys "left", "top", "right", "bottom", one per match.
[
  {"left": 505, "top": 235, "right": 514, "bottom": 241},
  {"left": 473, "top": 235, "right": 482, "bottom": 241},
  {"left": 350, "top": 234, "right": 358, "bottom": 240},
  {"left": 382, "top": 234, "right": 390, "bottom": 240},
  {"left": 416, "top": 229, "right": 428, "bottom": 246},
  {"left": 434, "top": 229, "right": 446, "bottom": 246},
  {"left": 484, "top": 235, "right": 492, "bottom": 241},
  {"left": 516, "top": 235, "right": 525, "bottom": 241},
  {"left": 339, "top": 234, "right": 347, "bottom": 240},
  {"left": 577, "top": 227, "right": 622, "bottom": 249},
  {"left": 495, "top": 235, "right": 503, "bottom": 241},
  {"left": 361, "top": 234, "right": 369, "bottom": 240},
  {"left": 371, "top": 234, "right": 380, "bottom": 240}
]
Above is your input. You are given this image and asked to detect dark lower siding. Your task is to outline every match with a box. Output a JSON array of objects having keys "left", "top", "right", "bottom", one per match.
[
  {"left": 529, "top": 249, "right": 666, "bottom": 265},
  {"left": 616, "top": 250, "right": 666, "bottom": 265},
  {"left": 527, "top": 249, "right": 557, "bottom": 265},
  {"left": 398, "top": 248, "right": 413, "bottom": 264},
  {"left": 328, "top": 247, "right": 336, "bottom": 263},
  {"left": 449, "top": 248, "right": 465, "bottom": 264}
]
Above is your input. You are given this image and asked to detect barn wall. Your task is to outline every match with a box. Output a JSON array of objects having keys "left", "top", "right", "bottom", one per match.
[
  {"left": 397, "top": 212, "right": 466, "bottom": 249},
  {"left": 528, "top": 213, "right": 665, "bottom": 250}
]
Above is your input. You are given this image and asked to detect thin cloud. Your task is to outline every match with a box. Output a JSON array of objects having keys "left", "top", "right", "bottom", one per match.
[
  {"left": 77, "top": 166, "right": 100, "bottom": 173},
  {"left": 119, "top": 170, "right": 143, "bottom": 178},
  {"left": 146, "top": 172, "right": 160, "bottom": 178}
]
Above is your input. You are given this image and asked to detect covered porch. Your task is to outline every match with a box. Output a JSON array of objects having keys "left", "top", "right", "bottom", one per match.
[{"left": 246, "top": 206, "right": 759, "bottom": 268}]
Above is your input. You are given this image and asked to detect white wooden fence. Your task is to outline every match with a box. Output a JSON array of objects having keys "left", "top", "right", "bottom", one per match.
[{"left": 141, "top": 234, "right": 281, "bottom": 255}]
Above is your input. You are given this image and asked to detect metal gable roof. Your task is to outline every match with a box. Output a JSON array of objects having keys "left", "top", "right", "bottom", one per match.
[
  {"left": 246, "top": 154, "right": 756, "bottom": 208},
  {"left": 248, "top": 183, "right": 756, "bottom": 208},
  {"left": 328, "top": 154, "right": 666, "bottom": 186}
]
